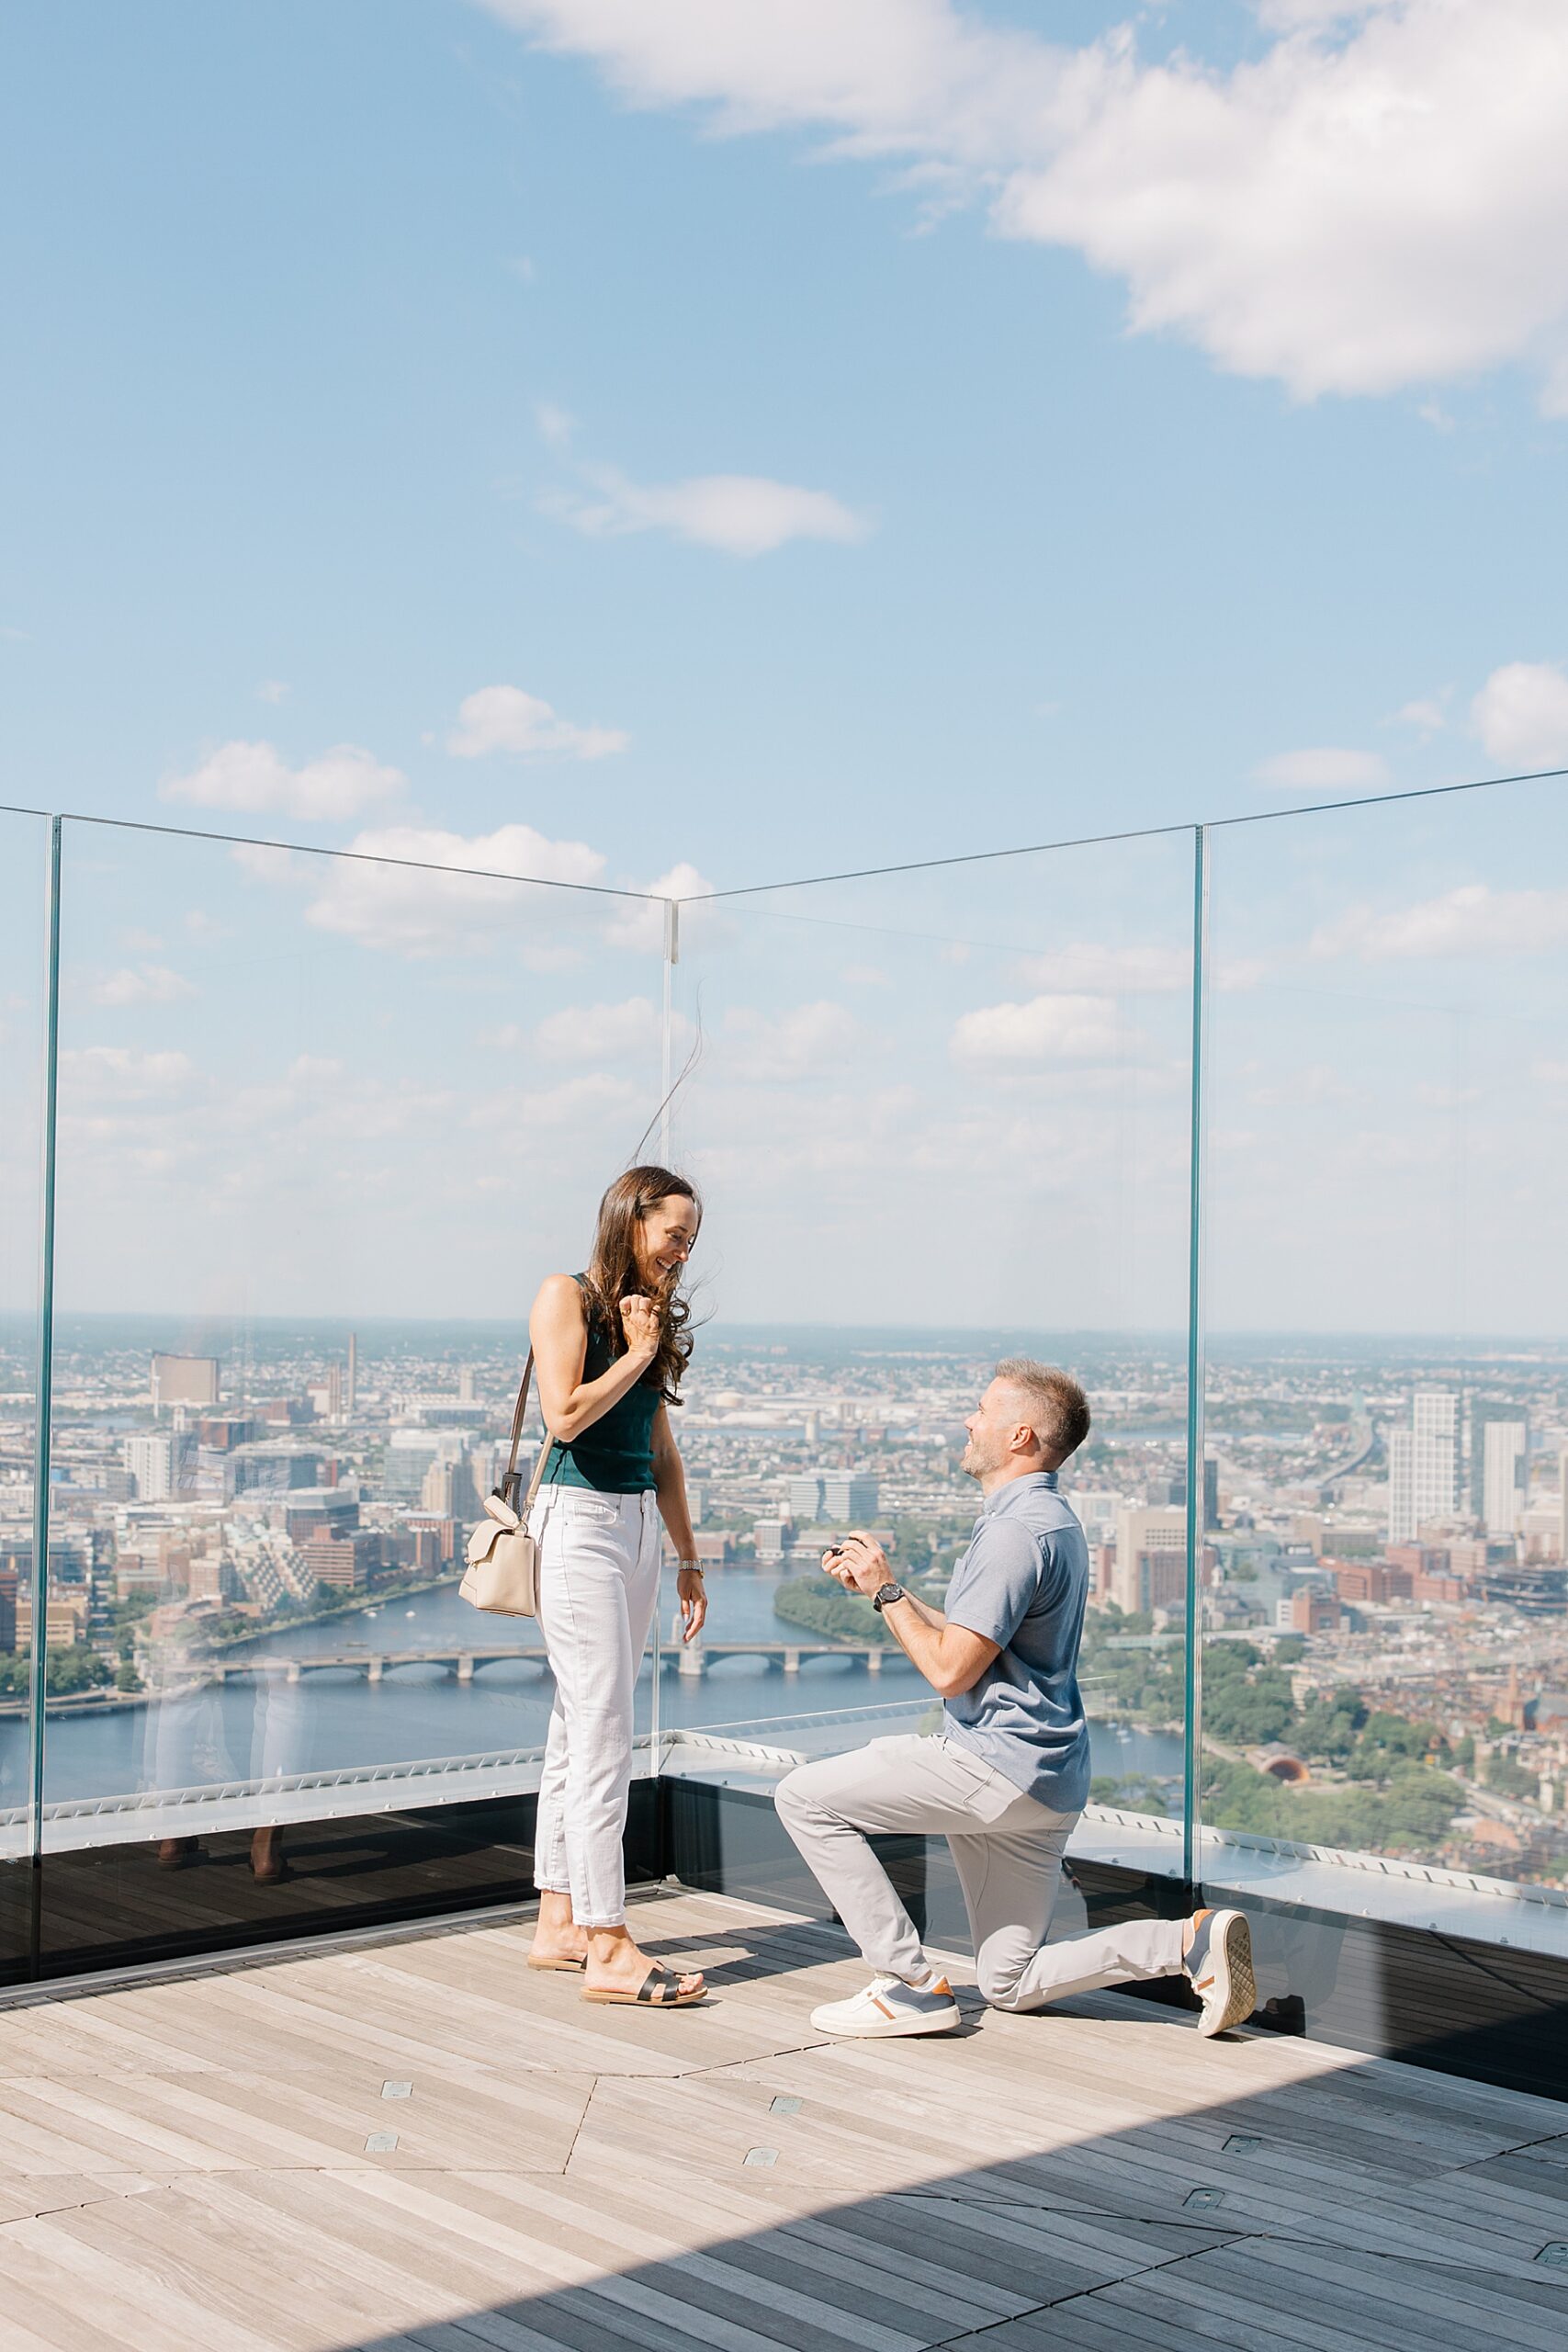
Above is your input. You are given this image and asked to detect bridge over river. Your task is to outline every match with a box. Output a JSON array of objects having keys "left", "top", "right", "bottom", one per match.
[{"left": 205, "top": 1639, "right": 897, "bottom": 1685}]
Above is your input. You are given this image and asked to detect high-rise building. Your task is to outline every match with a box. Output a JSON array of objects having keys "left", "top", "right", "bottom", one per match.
[
  {"left": 382, "top": 1429, "right": 446, "bottom": 1502},
  {"left": 1560, "top": 1446, "right": 1568, "bottom": 1565},
  {"left": 122, "top": 1431, "right": 175, "bottom": 1501},
  {"left": 788, "top": 1476, "right": 825, "bottom": 1523},
  {"left": 187, "top": 1554, "right": 239, "bottom": 1606},
  {"left": 1483, "top": 1419, "right": 1528, "bottom": 1537},
  {"left": 346, "top": 1331, "right": 357, "bottom": 1415},
  {"left": 1112, "top": 1506, "right": 1187, "bottom": 1614},
  {"left": 151, "top": 1353, "right": 220, "bottom": 1410},
  {"left": 1468, "top": 1399, "right": 1524, "bottom": 1514},
  {"left": 1168, "top": 1458, "right": 1220, "bottom": 1529},
  {"left": 821, "top": 1474, "right": 879, "bottom": 1522},
  {"left": 1387, "top": 1388, "right": 1459, "bottom": 1544},
  {"left": 421, "top": 1457, "right": 478, "bottom": 1521}
]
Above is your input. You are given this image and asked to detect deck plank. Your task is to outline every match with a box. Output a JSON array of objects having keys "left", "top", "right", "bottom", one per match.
[{"left": 2, "top": 1886, "right": 1565, "bottom": 2352}]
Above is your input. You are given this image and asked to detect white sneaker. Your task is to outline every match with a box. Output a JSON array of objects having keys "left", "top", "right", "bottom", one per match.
[
  {"left": 810, "top": 1973, "right": 961, "bottom": 2039},
  {"left": 1183, "top": 1908, "right": 1256, "bottom": 2038}
]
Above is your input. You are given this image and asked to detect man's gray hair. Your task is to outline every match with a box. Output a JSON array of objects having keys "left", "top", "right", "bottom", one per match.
[{"left": 994, "top": 1358, "right": 1091, "bottom": 1461}]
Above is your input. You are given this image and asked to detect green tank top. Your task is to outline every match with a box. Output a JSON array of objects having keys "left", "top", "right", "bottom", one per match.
[{"left": 541, "top": 1275, "right": 660, "bottom": 1492}]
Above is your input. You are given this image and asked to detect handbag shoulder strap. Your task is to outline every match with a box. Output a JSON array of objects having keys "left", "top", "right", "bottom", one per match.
[{"left": 498, "top": 1349, "right": 550, "bottom": 1513}]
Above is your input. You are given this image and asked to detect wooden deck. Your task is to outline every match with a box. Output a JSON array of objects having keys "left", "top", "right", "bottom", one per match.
[{"left": 1, "top": 1884, "right": 1566, "bottom": 2350}]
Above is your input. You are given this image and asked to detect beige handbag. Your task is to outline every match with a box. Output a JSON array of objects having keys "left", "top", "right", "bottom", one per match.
[{"left": 458, "top": 1351, "right": 549, "bottom": 1616}]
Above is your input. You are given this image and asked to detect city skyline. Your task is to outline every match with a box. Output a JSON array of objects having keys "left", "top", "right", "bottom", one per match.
[{"left": 5, "top": 1315, "right": 1566, "bottom": 1900}]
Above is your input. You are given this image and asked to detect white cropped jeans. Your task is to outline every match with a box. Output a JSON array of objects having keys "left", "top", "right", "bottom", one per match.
[{"left": 530, "top": 1484, "right": 661, "bottom": 1928}]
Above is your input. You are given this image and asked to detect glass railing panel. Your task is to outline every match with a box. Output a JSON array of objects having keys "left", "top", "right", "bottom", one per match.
[
  {"left": 37, "top": 817, "right": 669, "bottom": 1856},
  {"left": 1201, "top": 777, "right": 1568, "bottom": 1946},
  {"left": 661, "top": 832, "right": 1197, "bottom": 1872},
  {"left": 0, "top": 812, "right": 51, "bottom": 1907}
]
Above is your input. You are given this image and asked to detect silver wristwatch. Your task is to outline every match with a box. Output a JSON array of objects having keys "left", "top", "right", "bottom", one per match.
[{"left": 871, "top": 1581, "right": 905, "bottom": 1612}]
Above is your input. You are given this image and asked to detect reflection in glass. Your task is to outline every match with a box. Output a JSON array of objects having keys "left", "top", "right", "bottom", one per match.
[
  {"left": 662, "top": 836, "right": 1196, "bottom": 1873},
  {"left": 1201, "top": 779, "right": 1568, "bottom": 1934},
  {"left": 29, "top": 819, "right": 670, "bottom": 1859},
  {"left": 0, "top": 813, "right": 50, "bottom": 1868}
]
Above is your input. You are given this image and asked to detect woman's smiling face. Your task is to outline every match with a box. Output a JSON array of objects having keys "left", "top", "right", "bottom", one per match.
[{"left": 636, "top": 1193, "right": 699, "bottom": 1289}]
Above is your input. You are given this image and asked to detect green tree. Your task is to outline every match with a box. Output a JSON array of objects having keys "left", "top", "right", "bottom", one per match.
[
  {"left": 1201, "top": 1644, "right": 1294, "bottom": 1746},
  {"left": 773, "top": 1577, "right": 892, "bottom": 1645}
]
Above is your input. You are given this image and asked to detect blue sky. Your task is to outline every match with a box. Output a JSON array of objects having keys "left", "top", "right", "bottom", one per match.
[
  {"left": 3, "top": 0, "right": 1566, "bottom": 890},
  {"left": 2, "top": 4, "right": 1567, "bottom": 1330}
]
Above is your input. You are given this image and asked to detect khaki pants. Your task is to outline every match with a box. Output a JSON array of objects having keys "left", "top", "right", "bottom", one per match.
[{"left": 775, "top": 1733, "right": 1185, "bottom": 2010}]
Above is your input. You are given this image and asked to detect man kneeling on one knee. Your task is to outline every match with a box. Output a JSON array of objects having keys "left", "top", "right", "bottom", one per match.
[{"left": 774, "top": 1359, "right": 1254, "bottom": 2041}]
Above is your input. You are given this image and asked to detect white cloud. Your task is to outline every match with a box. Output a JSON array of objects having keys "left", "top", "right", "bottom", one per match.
[
  {"left": 1313, "top": 883, "right": 1568, "bottom": 960},
  {"left": 1252, "top": 747, "right": 1390, "bottom": 792},
  {"left": 535, "top": 995, "right": 664, "bottom": 1060},
  {"left": 255, "top": 680, "right": 289, "bottom": 705},
  {"left": 535, "top": 401, "right": 577, "bottom": 447},
  {"left": 547, "top": 466, "right": 870, "bottom": 557},
  {"left": 231, "top": 822, "right": 614, "bottom": 956},
  {"left": 602, "top": 861, "right": 716, "bottom": 954},
  {"left": 1471, "top": 661, "right": 1568, "bottom": 769},
  {"left": 162, "top": 740, "right": 405, "bottom": 822},
  {"left": 468, "top": 1069, "right": 650, "bottom": 1133},
  {"left": 644, "top": 861, "right": 714, "bottom": 904},
  {"left": 1393, "top": 695, "right": 1449, "bottom": 738},
  {"left": 305, "top": 823, "right": 610, "bottom": 955},
  {"left": 1018, "top": 944, "right": 1188, "bottom": 994},
  {"left": 721, "top": 1000, "right": 863, "bottom": 1080},
  {"left": 482, "top": 2, "right": 1568, "bottom": 413},
  {"left": 951, "top": 992, "right": 1124, "bottom": 1065},
  {"left": 447, "top": 683, "right": 628, "bottom": 761},
  {"left": 59, "top": 1046, "right": 195, "bottom": 1099},
  {"left": 86, "top": 965, "right": 197, "bottom": 1009}
]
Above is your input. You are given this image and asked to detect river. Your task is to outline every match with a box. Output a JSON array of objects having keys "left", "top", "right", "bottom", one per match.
[{"left": 1, "top": 1567, "right": 1186, "bottom": 1809}]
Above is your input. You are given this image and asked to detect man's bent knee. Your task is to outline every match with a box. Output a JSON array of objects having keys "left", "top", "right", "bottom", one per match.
[
  {"left": 774, "top": 1763, "right": 817, "bottom": 1829},
  {"left": 976, "top": 1949, "right": 1043, "bottom": 2013}
]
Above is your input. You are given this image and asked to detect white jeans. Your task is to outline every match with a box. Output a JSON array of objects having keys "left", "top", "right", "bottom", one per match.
[{"left": 530, "top": 1485, "right": 661, "bottom": 1928}]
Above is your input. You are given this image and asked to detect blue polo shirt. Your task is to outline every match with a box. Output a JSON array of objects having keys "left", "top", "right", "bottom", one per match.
[{"left": 941, "top": 1470, "right": 1091, "bottom": 1814}]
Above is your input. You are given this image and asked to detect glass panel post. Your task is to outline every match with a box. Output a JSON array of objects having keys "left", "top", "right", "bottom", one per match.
[
  {"left": 660, "top": 898, "right": 679, "bottom": 1167},
  {"left": 1183, "top": 824, "right": 1208, "bottom": 1891},
  {"left": 27, "top": 817, "right": 62, "bottom": 1868},
  {"left": 649, "top": 895, "right": 680, "bottom": 1778}
]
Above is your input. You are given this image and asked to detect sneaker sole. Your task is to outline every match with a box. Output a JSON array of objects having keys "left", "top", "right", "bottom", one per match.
[
  {"left": 811, "top": 2004, "right": 962, "bottom": 2040},
  {"left": 1197, "top": 1913, "right": 1256, "bottom": 2038}
]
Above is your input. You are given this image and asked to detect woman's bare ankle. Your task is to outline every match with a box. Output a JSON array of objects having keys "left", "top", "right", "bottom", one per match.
[{"left": 534, "top": 1893, "right": 587, "bottom": 1953}]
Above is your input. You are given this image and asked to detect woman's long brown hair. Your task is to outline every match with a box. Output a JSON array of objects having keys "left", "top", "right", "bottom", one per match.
[{"left": 581, "top": 1165, "right": 701, "bottom": 1402}]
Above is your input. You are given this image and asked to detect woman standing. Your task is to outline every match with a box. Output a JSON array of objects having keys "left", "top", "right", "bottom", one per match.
[{"left": 525, "top": 1166, "right": 709, "bottom": 2006}]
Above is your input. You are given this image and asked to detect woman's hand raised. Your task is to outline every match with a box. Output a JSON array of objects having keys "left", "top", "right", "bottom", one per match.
[{"left": 619, "top": 1293, "right": 660, "bottom": 1363}]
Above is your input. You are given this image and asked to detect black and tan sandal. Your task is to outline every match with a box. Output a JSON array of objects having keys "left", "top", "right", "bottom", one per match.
[
  {"left": 582, "top": 1962, "right": 705, "bottom": 2007},
  {"left": 526, "top": 1950, "right": 588, "bottom": 1974}
]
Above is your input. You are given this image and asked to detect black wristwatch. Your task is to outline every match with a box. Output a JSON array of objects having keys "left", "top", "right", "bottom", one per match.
[{"left": 872, "top": 1581, "right": 905, "bottom": 1612}]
